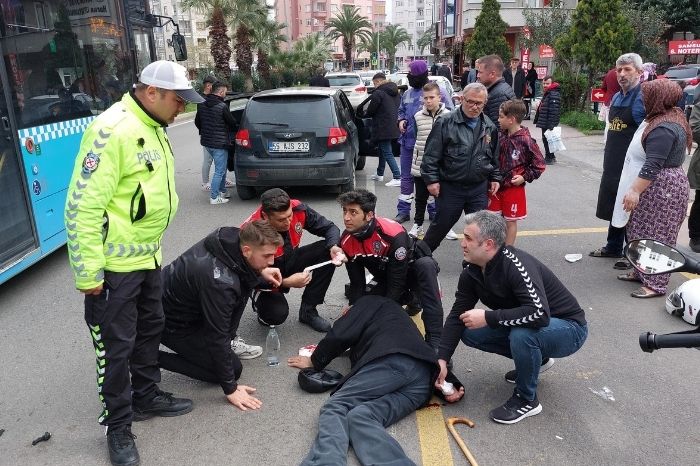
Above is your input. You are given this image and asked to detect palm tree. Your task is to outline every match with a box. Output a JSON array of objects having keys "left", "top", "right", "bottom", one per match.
[
  {"left": 358, "top": 31, "right": 381, "bottom": 55},
  {"left": 381, "top": 24, "right": 411, "bottom": 70},
  {"left": 229, "top": 0, "right": 267, "bottom": 91},
  {"left": 181, "top": 0, "right": 232, "bottom": 80},
  {"left": 292, "top": 33, "right": 332, "bottom": 74},
  {"left": 252, "top": 20, "right": 286, "bottom": 88},
  {"left": 417, "top": 24, "right": 435, "bottom": 56},
  {"left": 326, "top": 6, "right": 372, "bottom": 71}
]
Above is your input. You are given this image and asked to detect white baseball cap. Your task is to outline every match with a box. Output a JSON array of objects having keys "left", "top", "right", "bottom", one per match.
[{"left": 139, "top": 60, "right": 204, "bottom": 103}]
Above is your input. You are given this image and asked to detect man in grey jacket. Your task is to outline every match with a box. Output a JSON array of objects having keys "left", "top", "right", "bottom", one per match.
[{"left": 420, "top": 83, "right": 502, "bottom": 251}]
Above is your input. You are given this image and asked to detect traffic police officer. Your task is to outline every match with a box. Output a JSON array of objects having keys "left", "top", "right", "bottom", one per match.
[{"left": 65, "top": 61, "right": 203, "bottom": 466}]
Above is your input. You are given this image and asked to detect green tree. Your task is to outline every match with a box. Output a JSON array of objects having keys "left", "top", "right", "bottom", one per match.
[
  {"left": 520, "top": 0, "right": 573, "bottom": 53},
  {"left": 381, "top": 24, "right": 411, "bottom": 70},
  {"left": 181, "top": 0, "right": 233, "bottom": 80},
  {"left": 270, "top": 33, "right": 331, "bottom": 85},
  {"left": 358, "top": 32, "right": 382, "bottom": 55},
  {"left": 631, "top": 0, "right": 700, "bottom": 37},
  {"left": 465, "top": 0, "right": 512, "bottom": 63},
  {"left": 326, "top": 6, "right": 372, "bottom": 71},
  {"left": 621, "top": 0, "right": 668, "bottom": 63},
  {"left": 417, "top": 24, "right": 435, "bottom": 56},
  {"left": 229, "top": 0, "right": 268, "bottom": 91},
  {"left": 252, "top": 20, "right": 286, "bottom": 89},
  {"left": 556, "top": 0, "right": 633, "bottom": 107}
]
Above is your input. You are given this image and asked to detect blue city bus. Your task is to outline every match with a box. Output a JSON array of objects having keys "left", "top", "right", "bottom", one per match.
[{"left": 0, "top": 0, "right": 157, "bottom": 285}]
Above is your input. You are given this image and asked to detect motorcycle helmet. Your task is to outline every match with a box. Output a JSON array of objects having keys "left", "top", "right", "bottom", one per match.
[
  {"left": 298, "top": 368, "right": 344, "bottom": 393},
  {"left": 666, "top": 279, "right": 700, "bottom": 325}
]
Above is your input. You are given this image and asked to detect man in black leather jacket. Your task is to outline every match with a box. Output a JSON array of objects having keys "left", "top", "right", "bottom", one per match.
[
  {"left": 420, "top": 82, "right": 502, "bottom": 251},
  {"left": 158, "top": 220, "right": 283, "bottom": 412}
]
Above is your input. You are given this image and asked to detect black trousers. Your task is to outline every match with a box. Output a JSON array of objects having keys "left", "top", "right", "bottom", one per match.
[
  {"left": 413, "top": 176, "right": 430, "bottom": 225},
  {"left": 423, "top": 180, "right": 488, "bottom": 251},
  {"left": 84, "top": 269, "right": 164, "bottom": 427},
  {"left": 689, "top": 190, "right": 700, "bottom": 239},
  {"left": 541, "top": 128, "right": 553, "bottom": 159},
  {"left": 159, "top": 326, "right": 242, "bottom": 385},
  {"left": 256, "top": 241, "right": 335, "bottom": 323}
]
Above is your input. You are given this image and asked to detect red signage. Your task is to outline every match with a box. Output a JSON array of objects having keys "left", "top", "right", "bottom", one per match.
[
  {"left": 536, "top": 66, "right": 548, "bottom": 80},
  {"left": 669, "top": 40, "right": 700, "bottom": 55},
  {"left": 590, "top": 88, "right": 605, "bottom": 103},
  {"left": 539, "top": 45, "right": 555, "bottom": 59}
]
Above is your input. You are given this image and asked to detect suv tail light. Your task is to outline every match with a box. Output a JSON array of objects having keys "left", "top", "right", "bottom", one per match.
[
  {"left": 327, "top": 127, "right": 348, "bottom": 147},
  {"left": 354, "top": 85, "right": 367, "bottom": 94},
  {"left": 235, "top": 129, "right": 251, "bottom": 148}
]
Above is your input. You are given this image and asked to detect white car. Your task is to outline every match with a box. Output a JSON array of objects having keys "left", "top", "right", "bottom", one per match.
[
  {"left": 325, "top": 72, "right": 367, "bottom": 108},
  {"left": 387, "top": 74, "right": 457, "bottom": 103}
]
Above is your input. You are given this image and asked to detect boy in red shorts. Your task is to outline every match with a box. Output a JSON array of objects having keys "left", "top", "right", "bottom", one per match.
[{"left": 488, "top": 99, "right": 546, "bottom": 245}]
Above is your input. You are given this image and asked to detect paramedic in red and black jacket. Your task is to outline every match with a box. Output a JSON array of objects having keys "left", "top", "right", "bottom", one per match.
[
  {"left": 337, "top": 189, "right": 443, "bottom": 350},
  {"left": 242, "top": 188, "right": 344, "bottom": 332}
]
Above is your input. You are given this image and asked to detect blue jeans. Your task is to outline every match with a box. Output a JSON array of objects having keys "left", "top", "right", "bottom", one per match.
[
  {"left": 460, "top": 319, "right": 587, "bottom": 400},
  {"left": 376, "top": 140, "right": 400, "bottom": 179},
  {"left": 206, "top": 147, "right": 228, "bottom": 200},
  {"left": 301, "top": 354, "right": 431, "bottom": 466}
]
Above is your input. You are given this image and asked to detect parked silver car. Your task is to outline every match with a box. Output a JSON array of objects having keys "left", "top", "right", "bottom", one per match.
[{"left": 325, "top": 72, "right": 368, "bottom": 108}]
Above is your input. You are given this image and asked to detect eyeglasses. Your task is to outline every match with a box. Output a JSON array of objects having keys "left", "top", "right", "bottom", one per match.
[{"left": 463, "top": 99, "right": 486, "bottom": 108}]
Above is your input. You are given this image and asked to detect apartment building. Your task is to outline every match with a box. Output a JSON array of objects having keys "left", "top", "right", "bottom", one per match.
[
  {"left": 435, "top": 0, "right": 578, "bottom": 71},
  {"left": 392, "top": 0, "right": 434, "bottom": 68}
]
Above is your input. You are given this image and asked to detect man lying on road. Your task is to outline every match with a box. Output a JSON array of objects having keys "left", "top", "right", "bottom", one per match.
[{"left": 289, "top": 295, "right": 463, "bottom": 466}]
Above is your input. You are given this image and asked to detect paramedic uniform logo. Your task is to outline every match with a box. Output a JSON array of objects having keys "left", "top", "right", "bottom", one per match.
[
  {"left": 82, "top": 151, "right": 100, "bottom": 175},
  {"left": 295, "top": 222, "right": 303, "bottom": 235},
  {"left": 373, "top": 240, "right": 383, "bottom": 254}
]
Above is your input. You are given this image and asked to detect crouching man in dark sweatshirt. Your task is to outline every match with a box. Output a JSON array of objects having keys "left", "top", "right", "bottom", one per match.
[
  {"left": 159, "top": 220, "right": 283, "bottom": 411},
  {"left": 289, "top": 295, "right": 463, "bottom": 466}
]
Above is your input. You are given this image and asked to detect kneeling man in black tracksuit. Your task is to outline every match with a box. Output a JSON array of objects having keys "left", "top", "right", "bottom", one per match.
[
  {"left": 288, "top": 296, "right": 463, "bottom": 466},
  {"left": 158, "top": 220, "right": 283, "bottom": 411},
  {"left": 337, "top": 189, "right": 444, "bottom": 351},
  {"left": 436, "top": 210, "right": 588, "bottom": 424}
]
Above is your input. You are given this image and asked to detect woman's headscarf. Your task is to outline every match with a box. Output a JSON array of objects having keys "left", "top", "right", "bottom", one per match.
[{"left": 641, "top": 79, "right": 692, "bottom": 152}]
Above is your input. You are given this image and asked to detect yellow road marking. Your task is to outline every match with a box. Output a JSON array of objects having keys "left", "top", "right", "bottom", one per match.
[
  {"left": 681, "top": 272, "right": 700, "bottom": 280},
  {"left": 409, "top": 313, "right": 454, "bottom": 466},
  {"left": 449, "top": 226, "right": 608, "bottom": 239}
]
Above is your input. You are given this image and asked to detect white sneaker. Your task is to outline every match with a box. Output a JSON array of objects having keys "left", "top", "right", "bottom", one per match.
[
  {"left": 201, "top": 183, "right": 211, "bottom": 191},
  {"left": 220, "top": 190, "right": 231, "bottom": 199},
  {"left": 370, "top": 174, "right": 384, "bottom": 181},
  {"left": 408, "top": 223, "right": 424, "bottom": 238},
  {"left": 225, "top": 178, "right": 235, "bottom": 187},
  {"left": 445, "top": 229, "right": 459, "bottom": 240},
  {"left": 210, "top": 195, "right": 229, "bottom": 205},
  {"left": 385, "top": 179, "right": 401, "bottom": 187},
  {"left": 231, "top": 337, "right": 263, "bottom": 360}
]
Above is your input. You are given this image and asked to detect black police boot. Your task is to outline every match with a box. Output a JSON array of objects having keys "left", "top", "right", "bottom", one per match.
[
  {"left": 299, "top": 303, "right": 332, "bottom": 333},
  {"left": 132, "top": 389, "right": 193, "bottom": 422},
  {"left": 107, "top": 425, "right": 140, "bottom": 466}
]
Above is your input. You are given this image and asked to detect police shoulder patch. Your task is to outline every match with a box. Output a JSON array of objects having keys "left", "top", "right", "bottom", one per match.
[
  {"left": 394, "top": 246, "right": 407, "bottom": 261},
  {"left": 82, "top": 151, "right": 100, "bottom": 174},
  {"left": 295, "top": 222, "right": 303, "bottom": 234}
]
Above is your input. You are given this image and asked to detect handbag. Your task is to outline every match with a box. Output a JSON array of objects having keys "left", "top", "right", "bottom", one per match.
[{"left": 544, "top": 127, "right": 566, "bottom": 152}]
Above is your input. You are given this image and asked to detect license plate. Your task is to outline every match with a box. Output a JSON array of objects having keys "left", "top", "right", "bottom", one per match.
[{"left": 268, "top": 141, "right": 309, "bottom": 152}]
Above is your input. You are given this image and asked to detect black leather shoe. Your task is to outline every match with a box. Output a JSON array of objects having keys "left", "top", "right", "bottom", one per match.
[
  {"left": 691, "top": 238, "right": 700, "bottom": 253},
  {"left": 394, "top": 213, "right": 410, "bottom": 224},
  {"left": 132, "top": 390, "right": 193, "bottom": 421},
  {"left": 107, "top": 425, "right": 140, "bottom": 466},
  {"left": 299, "top": 305, "right": 332, "bottom": 333}
]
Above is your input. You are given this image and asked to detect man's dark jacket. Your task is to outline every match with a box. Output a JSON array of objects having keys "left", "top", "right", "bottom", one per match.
[
  {"left": 421, "top": 108, "right": 502, "bottom": 186},
  {"left": 311, "top": 296, "right": 443, "bottom": 394},
  {"left": 534, "top": 82, "right": 562, "bottom": 130},
  {"left": 438, "top": 65, "right": 453, "bottom": 82},
  {"left": 161, "top": 227, "right": 264, "bottom": 395},
  {"left": 485, "top": 78, "right": 516, "bottom": 129},
  {"left": 194, "top": 94, "right": 238, "bottom": 149},
  {"left": 358, "top": 81, "right": 400, "bottom": 141},
  {"left": 503, "top": 67, "right": 526, "bottom": 98}
]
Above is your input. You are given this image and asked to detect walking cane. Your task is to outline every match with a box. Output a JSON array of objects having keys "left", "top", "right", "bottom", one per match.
[{"left": 446, "top": 417, "right": 479, "bottom": 466}]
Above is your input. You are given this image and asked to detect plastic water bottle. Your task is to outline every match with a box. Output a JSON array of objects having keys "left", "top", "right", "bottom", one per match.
[{"left": 266, "top": 326, "right": 280, "bottom": 367}]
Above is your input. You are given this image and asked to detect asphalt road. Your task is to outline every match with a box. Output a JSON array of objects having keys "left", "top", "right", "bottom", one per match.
[{"left": 1, "top": 118, "right": 699, "bottom": 466}]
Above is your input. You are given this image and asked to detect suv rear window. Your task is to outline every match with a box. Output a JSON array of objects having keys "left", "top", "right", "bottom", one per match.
[
  {"left": 665, "top": 67, "right": 700, "bottom": 80},
  {"left": 327, "top": 75, "right": 362, "bottom": 86},
  {"left": 245, "top": 95, "right": 335, "bottom": 128}
]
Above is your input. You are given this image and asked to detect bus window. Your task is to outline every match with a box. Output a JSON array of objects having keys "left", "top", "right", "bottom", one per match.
[{"left": 0, "top": 1, "right": 136, "bottom": 129}]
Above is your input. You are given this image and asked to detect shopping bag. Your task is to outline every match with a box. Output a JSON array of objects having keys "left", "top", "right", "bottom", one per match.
[{"left": 544, "top": 127, "right": 566, "bottom": 152}]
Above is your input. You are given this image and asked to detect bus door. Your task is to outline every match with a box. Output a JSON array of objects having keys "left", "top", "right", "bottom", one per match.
[{"left": 0, "top": 60, "right": 38, "bottom": 274}]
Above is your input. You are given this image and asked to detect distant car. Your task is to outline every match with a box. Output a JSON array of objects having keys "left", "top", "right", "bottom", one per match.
[
  {"left": 659, "top": 64, "right": 700, "bottom": 119},
  {"left": 358, "top": 70, "right": 381, "bottom": 87},
  {"left": 387, "top": 74, "right": 456, "bottom": 101},
  {"left": 230, "top": 88, "right": 367, "bottom": 200},
  {"left": 325, "top": 72, "right": 367, "bottom": 108}
]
